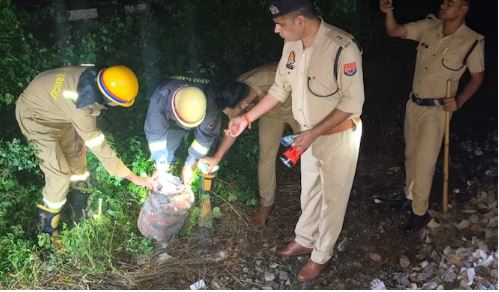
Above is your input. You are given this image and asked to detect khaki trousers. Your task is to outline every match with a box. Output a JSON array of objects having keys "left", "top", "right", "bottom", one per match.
[
  {"left": 404, "top": 100, "right": 446, "bottom": 216},
  {"left": 16, "top": 99, "right": 88, "bottom": 204},
  {"left": 257, "top": 112, "right": 300, "bottom": 207},
  {"left": 294, "top": 121, "right": 362, "bottom": 264}
]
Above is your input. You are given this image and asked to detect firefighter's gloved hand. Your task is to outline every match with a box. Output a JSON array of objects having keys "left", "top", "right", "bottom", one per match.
[
  {"left": 152, "top": 170, "right": 183, "bottom": 193},
  {"left": 198, "top": 157, "right": 221, "bottom": 175},
  {"left": 182, "top": 164, "right": 195, "bottom": 186},
  {"left": 37, "top": 203, "right": 62, "bottom": 235}
]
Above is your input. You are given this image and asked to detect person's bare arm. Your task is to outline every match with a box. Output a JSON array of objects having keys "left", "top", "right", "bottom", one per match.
[
  {"left": 380, "top": 0, "right": 407, "bottom": 38},
  {"left": 444, "top": 72, "right": 485, "bottom": 112}
]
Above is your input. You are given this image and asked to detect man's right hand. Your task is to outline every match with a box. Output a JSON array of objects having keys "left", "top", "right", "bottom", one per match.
[
  {"left": 379, "top": 0, "right": 393, "bottom": 13},
  {"left": 129, "top": 174, "right": 156, "bottom": 190},
  {"left": 227, "top": 115, "right": 248, "bottom": 137},
  {"left": 198, "top": 157, "right": 221, "bottom": 174}
]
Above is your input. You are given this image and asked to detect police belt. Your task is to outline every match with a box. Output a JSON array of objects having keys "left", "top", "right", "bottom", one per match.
[
  {"left": 325, "top": 117, "right": 361, "bottom": 135},
  {"left": 410, "top": 94, "right": 444, "bottom": 106}
]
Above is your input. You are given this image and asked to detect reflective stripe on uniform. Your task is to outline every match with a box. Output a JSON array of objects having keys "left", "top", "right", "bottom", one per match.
[
  {"left": 85, "top": 133, "right": 105, "bottom": 148},
  {"left": 70, "top": 171, "right": 90, "bottom": 182},
  {"left": 148, "top": 141, "right": 167, "bottom": 153},
  {"left": 42, "top": 198, "right": 66, "bottom": 210},
  {"left": 62, "top": 90, "right": 79, "bottom": 102},
  {"left": 190, "top": 140, "right": 209, "bottom": 155}
]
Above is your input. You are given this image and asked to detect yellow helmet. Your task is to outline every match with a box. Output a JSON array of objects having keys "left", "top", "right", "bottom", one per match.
[
  {"left": 172, "top": 86, "right": 207, "bottom": 128},
  {"left": 97, "top": 65, "right": 139, "bottom": 107}
]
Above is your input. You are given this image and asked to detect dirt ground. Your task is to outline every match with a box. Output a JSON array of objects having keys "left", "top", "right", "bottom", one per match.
[
  {"left": 126, "top": 114, "right": 497, "bottom": 289},
  {"left": 120, "top": 39, "right": 498, "bottom": 289}
]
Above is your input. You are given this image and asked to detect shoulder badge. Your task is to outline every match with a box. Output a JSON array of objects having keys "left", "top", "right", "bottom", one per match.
[
  {"left": 286, "top": 51, "right": 296, "bottom": 70},
  {"left": 343, "top": 62, "right": 357, "bottom": 76}
]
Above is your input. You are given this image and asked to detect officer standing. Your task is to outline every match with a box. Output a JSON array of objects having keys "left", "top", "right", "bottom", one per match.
[
  {"left": 16, "top": 65, "right": 156, "bottom": 235},
  {"left": 198, "top": 62, "right": 300, "bottom": 228},
  {"left": 144, "top": 76, "right": 221, "bottom": 185},
  {"left": 380, "top": 0, "right": 485, "bottom": 231},
  {"left": 228, "top": 0, "right": 364, "bottom": 282}
]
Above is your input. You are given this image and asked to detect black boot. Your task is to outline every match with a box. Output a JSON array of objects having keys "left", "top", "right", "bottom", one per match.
[
  {"left": 37, "top": 203, "right": 62, "bottom": 235},
  {"left": 400, "top": 199, "right": 412, "bottom": 219},
  {"left": 67, "top": 190, "right": 89, "bottom": 222},
  {"left": 405, "top": 211, "right": 432, "bottom": 232}
]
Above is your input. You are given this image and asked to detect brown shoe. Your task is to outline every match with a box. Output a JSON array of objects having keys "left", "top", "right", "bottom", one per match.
[
  {"left": 276, "top": 240, "right": 313, "bottom": 257},
  {"left": 297, "top": 259, "right": 327, "bottom": 282},
  {"left": 249, "top": 205, "right": 272, "bottom": 228}
]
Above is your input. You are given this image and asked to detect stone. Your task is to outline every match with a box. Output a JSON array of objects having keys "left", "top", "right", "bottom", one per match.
[
  {"left": 468, "top": 214, "right": 480, "bottom": 224},
  {"left": 464, "top": 268, "right": 475, "bottom": 285},
  {"left": 337, "top": 237, "right": 348, "bottom": 252},
  {"left": 448, "top": 254, "right": 462, "bottom": 266},
  {"left": 477, "top": 202, "right": 489, "bottom": 212},
  {"left": 423, "top": 263, "right": 436, "bottom": 278},
  {"left": 399, "top": 255, "right": 410, "bottom": 268},
  {"left": 416, "top": 272, "right": 427, "bottom": 282},
  {"left": 427, "top": 219, "right": 441, "bottom": 229},
  {"left": 420, "top": 261, "right": 429, "bottom": 269},
  {"left": 369, "top": 252, "right": 382, "bottom": 262},
  {"left": 264, "top": 272, "right": 275, "bottom": 282},
  {"left": 487, "top": 216, "right": 498, "bottom": 228},
  {"left": 211, "top": 280, "right": 221, "bottom": 289},
  {"left": 156, "top": 252, "right": 172, "bottom": 264},
  {"left": 485, "top": 229, "right": 496, "bottom": 239},
  {"left": 456, "top": 220, "right": 471, "bottom": 230},
  {"left": 478, "top": 255, "right": 494, "bottom": 267},
  {"left": 394, "top": 273, "right": 410, "bottom": 287},
  {"left": 370, "top": 278, "right": 386, "bottom": 290},
  {"left": 442, "top": 268, "right": 456, "bottom": 282},
  {"left": 278, "top": 271, "right": 289, "bottom": 281},
  {"left": 475, "top": 265, "right": 490, "bottom": 277},
  {"left": 473, "top": 249, "right": 487, "bottom": 260},
  {"left": 421, "top": 281, "right": 438, "bottom": 289}
]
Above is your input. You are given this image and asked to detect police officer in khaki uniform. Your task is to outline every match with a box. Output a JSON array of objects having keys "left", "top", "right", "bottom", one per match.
[
  {"left": 16, "top": 65, "right": 155, "bottom": 235},
  {"left": 380, "top": 0, "right": 485, "bottom": 231},
  {"left": 228, "top": 0, "right": 364, "bottom": 282},
  {"left": 198, "top": 62, "right": 300, "bottom": 228}
]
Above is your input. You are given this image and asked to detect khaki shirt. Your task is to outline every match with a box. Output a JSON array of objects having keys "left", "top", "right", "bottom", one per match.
[
  {"left": 19, "top": 66, "right": 131, "bottom": 177},
  {"left": 237, "top": 62, "right": 293, "bottom": 120},
  {"left": 405, "top": 15, "right": 485, "bottom": 98},
  {"left": 269, "top": 19, "right": 364, "bottom": 130}
]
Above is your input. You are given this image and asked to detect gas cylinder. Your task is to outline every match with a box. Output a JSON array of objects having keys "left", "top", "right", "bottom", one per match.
[{"left": 137, "top": 173, "right": 194, "bottom": 241}]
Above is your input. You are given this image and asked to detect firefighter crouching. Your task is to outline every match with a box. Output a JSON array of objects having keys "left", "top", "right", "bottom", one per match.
[
  {"left": 15, "top": 65, "right": 156, "bottom": 235},
  {"left": 144, "top": 77, "right": 221, "bottom": 186}
]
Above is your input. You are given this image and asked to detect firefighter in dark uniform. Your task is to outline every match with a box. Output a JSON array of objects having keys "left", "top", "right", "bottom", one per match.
[
  {"left": 144, "top": 76, "right": 221, "bottom": 185},
  {"left": 16, "top": 65, "right": 156, "bottom": 235}
]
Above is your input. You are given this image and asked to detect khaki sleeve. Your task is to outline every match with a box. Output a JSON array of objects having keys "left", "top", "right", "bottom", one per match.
[
  {"left": 71, "top": 111, "right": 132, "bottom": 178},
  {"left": 336, "top": 43, "right": 364, "bottom": 114},
  {"left": 404, "top": 17, "right": 437, "bottom": 42},
  {"left": 268, "top": 45, "right": 292, "bottom": 103},
  {"left": 243, "top": 80, "right": 265, "bottom": 97},
  {"left": 467, "top": 38, "right": 485, "bottom": 73}
]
